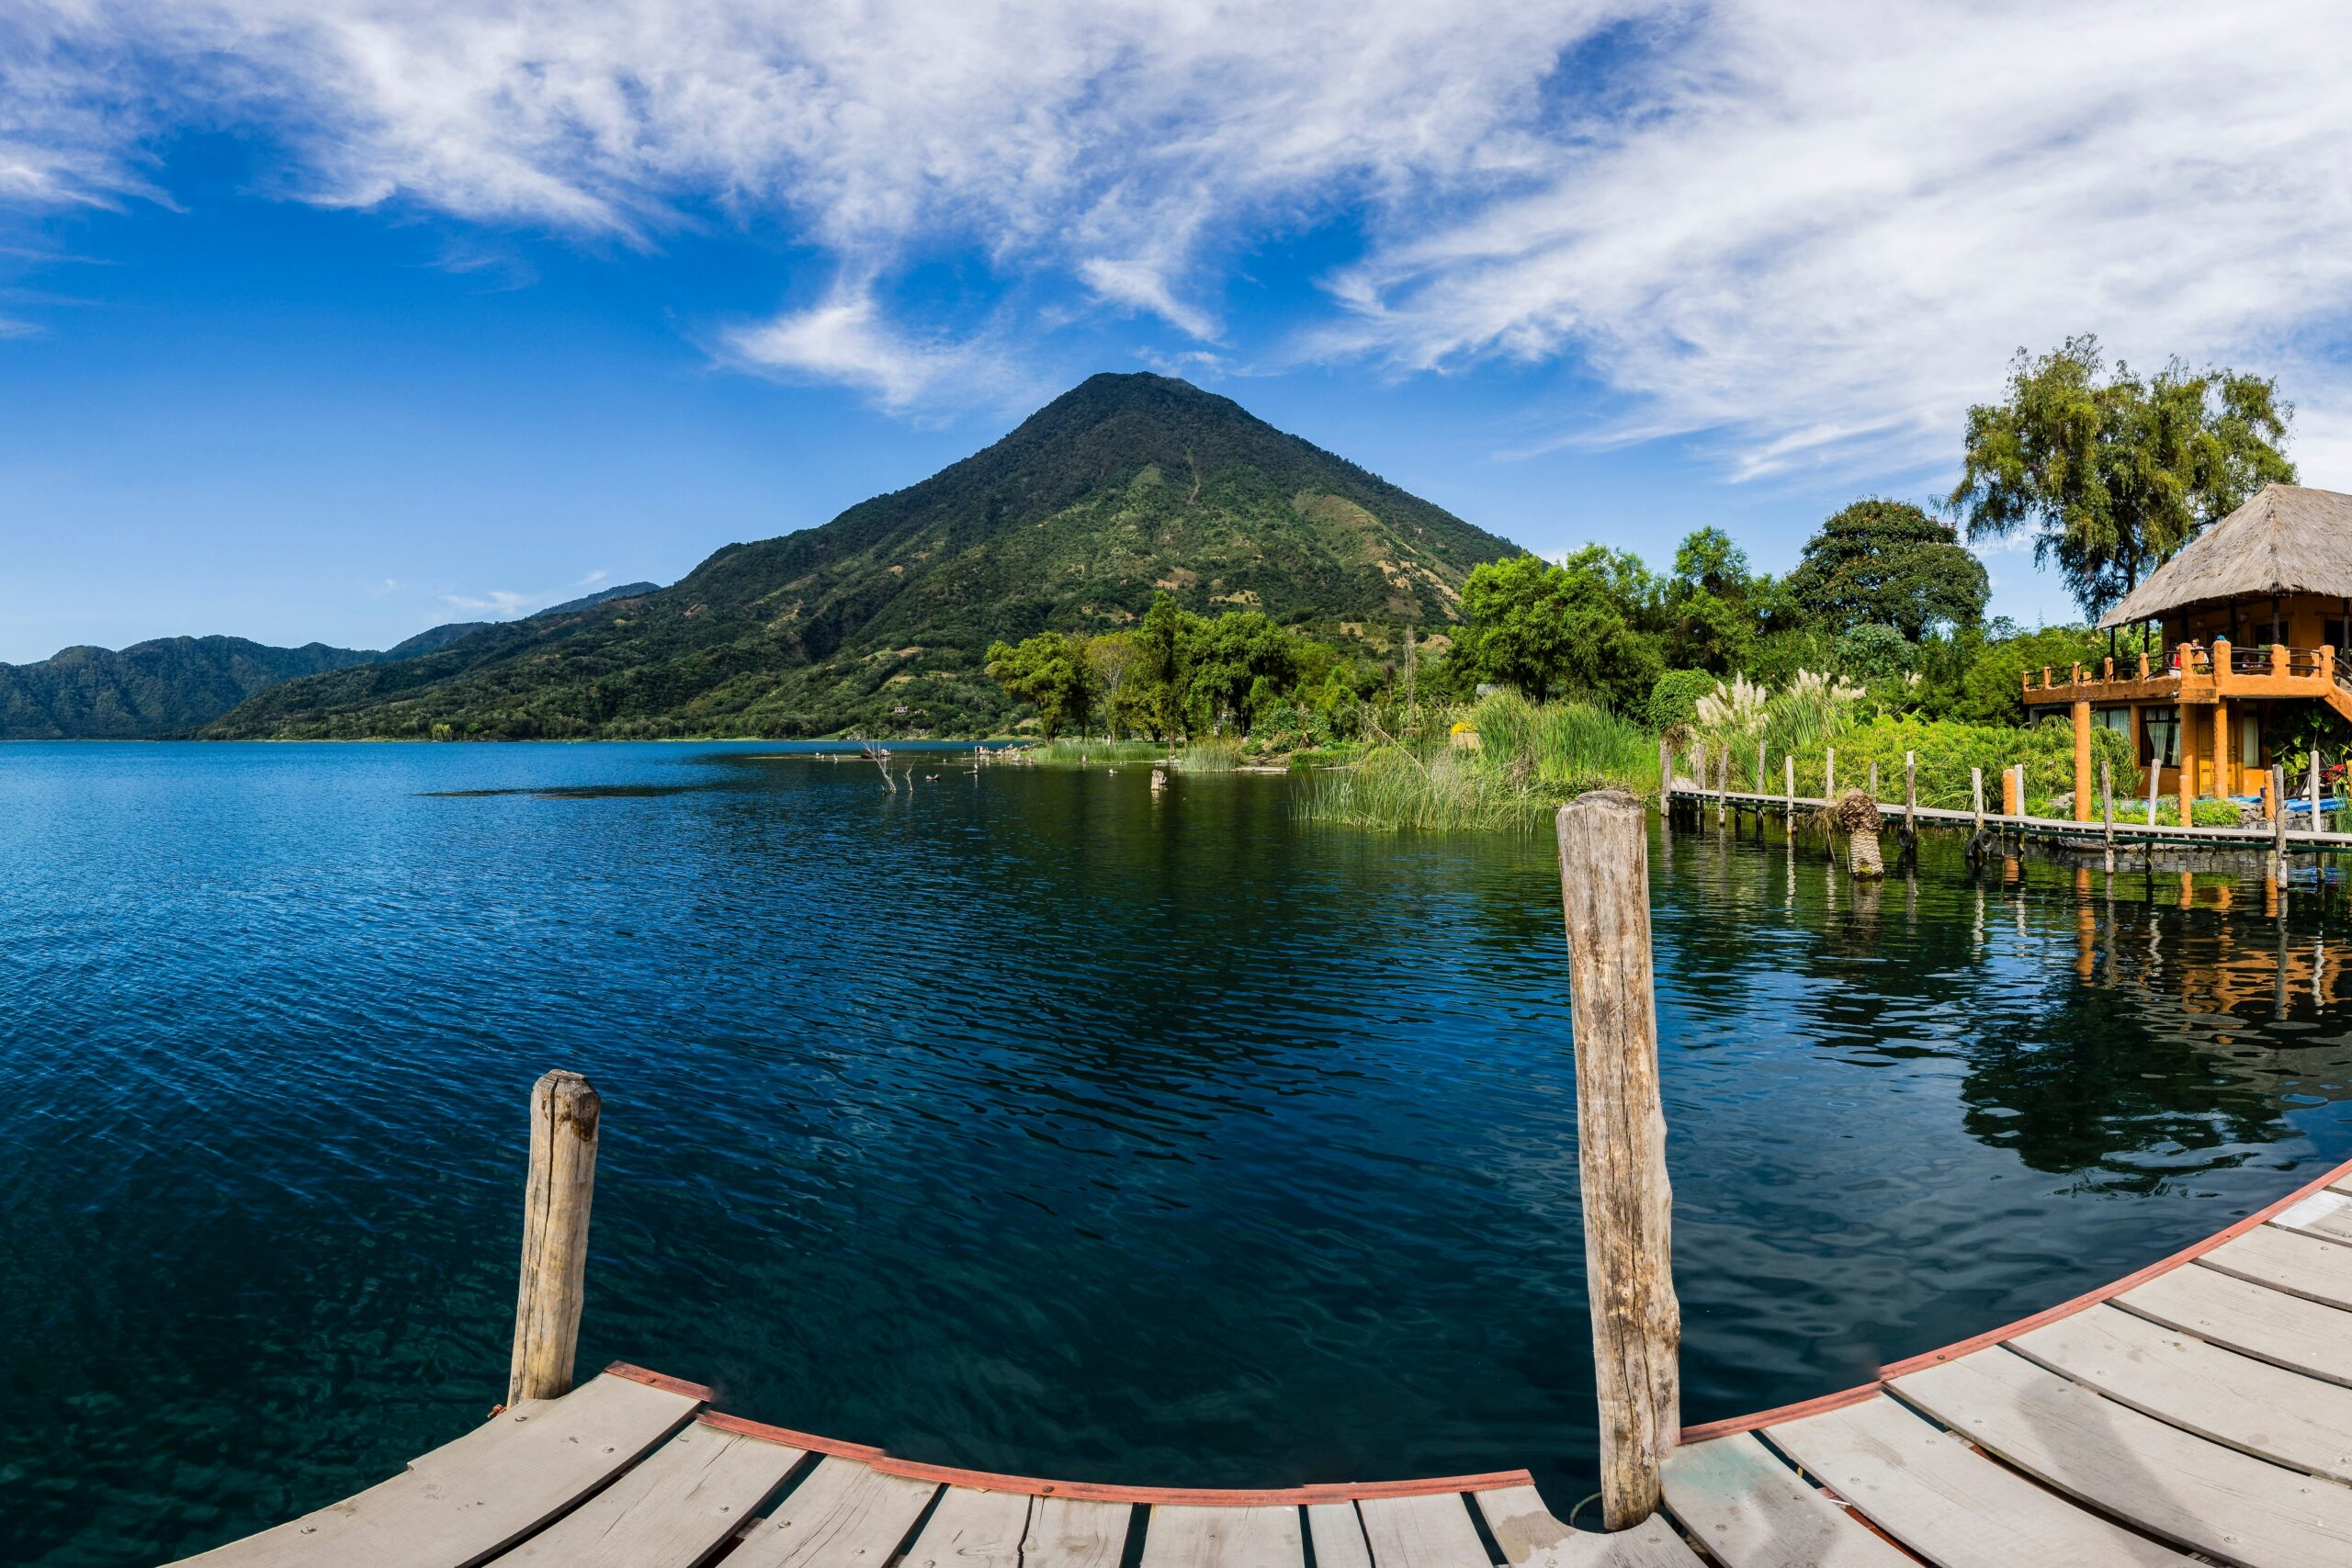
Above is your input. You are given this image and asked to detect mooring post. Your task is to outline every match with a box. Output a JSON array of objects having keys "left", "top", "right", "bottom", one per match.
[
  {"left": 2100, "top": 760, "right": 2115, "bottom": 874},
  {"left": 1715, "top": 748, "right": 1727, "bottom": 827},
  {"left": 1555, "top": 791, "right": 1679, "bottom": 1530},
  {"left": 1753, "top": 740, "right": 1765, "bottom": 795},
  {"left": 2274, "top": 763, "right": 2290, "bottom": 888},
  {"left": 1869, "top": 760, "right": 1879, "bottom": 797},
  {"left": 1905, "top": 750, "right": 1917, "bottom": 838},
  {"left": 2312, "top": 751, "right": 2324, "bottom": 844},
  {"left": 1785, "top": 754, "right": 1795, "bottom": 828},
  {"left": 1826, "top": 747, "right": 1836, "bottom": 801},
  {"left": 2146, "top": 752, "right": 2161, "bottom": 828},
  {"left": 1972, "top": 767, "right": 1984, "bottom": 836},
  {"left": 510, "top": 1069, "right": 602, "bottom": 1407},
  {"left": 1657, "top": 739, "right": 1671, "bottom": 814}
]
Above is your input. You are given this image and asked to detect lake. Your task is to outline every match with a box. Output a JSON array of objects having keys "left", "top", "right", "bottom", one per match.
[{"left": 3, "top": 742, "right": 2348, "bottom": 1565}]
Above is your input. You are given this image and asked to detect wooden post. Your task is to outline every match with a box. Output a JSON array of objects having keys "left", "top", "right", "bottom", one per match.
[
  {"left": 1972, "top": 767, "right": 1984, "bottom": 835},
  {"left": 2312, "top": 750, "right": 2323, "bottom": 844},
  {"left": 1825, "top": 748, "right": 1836, "bottom": 801},
  {"left": 2177, "top": 702, "right": 2196, "bottom": 826},
  {"left": 1753, "top": 740, "right": 1765, "bottom": 795},
  {"left": 1904, "top": 750, "right": 1917, "bottom": 838},
  {"left": 1869, "top": 760, "right": 1879, "bottom": 796},
  {"left": 2273, "top": 763, "right": 2289, "bottom": 888},
  {"left": 2071, "top": 697, "right": 2092, "bottom": 821},
  {"left": 509, "top": 1069, "right": 602, "bottom": 1407},
  {"left": 1555, "top": 792, "right": 1679, "bottom": 1530},
  {"left": 2146, "top": 744, "right": 2160, "bottom": 827},
  {"left": 1715, "top": 748, "right": 1727, "bottom": 826},
  {"left": 2001, "top": 763, "right": 2020, "bottom": 818},
  {"left": 1785, "top": 755, "right": 1795, "bottom": 827},
  {"left": 2100, "top": 759, "right": 2114, "bottom": 874},
  {"left": 1657, "top": 739, "right": 1671, "bottom": 812}
]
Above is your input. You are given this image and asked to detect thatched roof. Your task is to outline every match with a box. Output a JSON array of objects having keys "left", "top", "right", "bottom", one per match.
[{"left": 2099, "top": 484, "right": 2352, "bottom": 628}]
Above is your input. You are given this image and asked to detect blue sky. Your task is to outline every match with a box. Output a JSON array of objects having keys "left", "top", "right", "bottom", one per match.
[{"left": 5, "top": 1, "right": 2349, "bottom": 664}]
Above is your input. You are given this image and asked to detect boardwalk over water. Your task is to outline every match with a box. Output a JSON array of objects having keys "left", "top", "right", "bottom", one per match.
[{"left": 171, "top": 793, "right": 2352, "bottom": 1567}]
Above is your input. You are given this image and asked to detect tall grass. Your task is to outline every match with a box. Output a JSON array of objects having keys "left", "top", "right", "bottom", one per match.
[
  {"left": 1301, "top": 692, "right": 1657, "bottom": 831},
  {"left": 1035, "top": 738, "right": 1168, "bottom": 765}
]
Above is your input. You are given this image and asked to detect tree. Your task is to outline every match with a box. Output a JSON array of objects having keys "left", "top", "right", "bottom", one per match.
[
  {"left": 1785, "top": 500, "right": 1988, "bottom": 638},
  {"left": 1187, "top": 611, "right": 1300, "bottom": 734},
  {"left": 1664, "top": 527, "right": 1770, "bottom": 672},
  {"left": 1950, "top": 336, "right": 2295, "bottom": 621},
  {"left": 983, "top": 631, "right": 1099, "bottom": 739},
  {"left": 1454, "top": 549, "right": 1662, "bottom": 708}
]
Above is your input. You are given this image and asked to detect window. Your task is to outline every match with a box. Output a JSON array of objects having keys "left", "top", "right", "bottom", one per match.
[
  {"left": 2094, "top": 707, "right": 2132, "bottom": 736},
  {"left": 2327, "top": 618, "right": 2348, "bottom": 652},
  {"left": 2241, "top": 713, "right": 2261, "bottom": 770},
  {"left": 2141, "top": 713, "right": 2179, "bottom": 767}
]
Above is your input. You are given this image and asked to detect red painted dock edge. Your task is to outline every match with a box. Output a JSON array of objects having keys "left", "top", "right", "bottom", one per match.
[
  {"left": 1679, "top": 1149, "right": 2352, "bottom": 1444},
  {"left": 609, "top": 1370, "right": 1534, "bottom": 1506}
]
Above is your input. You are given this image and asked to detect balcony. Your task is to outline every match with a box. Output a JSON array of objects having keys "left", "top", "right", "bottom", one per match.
[{"left": 2020, "top": 641, "right": 2352, "bottom": 712}]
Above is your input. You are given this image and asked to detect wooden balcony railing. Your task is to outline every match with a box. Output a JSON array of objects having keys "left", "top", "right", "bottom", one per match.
[{"left": 2020, "top": 641, "right": 2341, "bottom": 705}]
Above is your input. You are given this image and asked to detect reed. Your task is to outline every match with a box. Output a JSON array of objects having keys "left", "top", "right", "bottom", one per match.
[{"left": 1300, "top": 693, "right": 1656, "bottom": 831}]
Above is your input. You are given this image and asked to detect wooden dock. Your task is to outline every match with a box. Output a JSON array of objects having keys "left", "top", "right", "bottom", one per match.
[{"left": 167, "top": 791, "right": 2352, "bottom": 1566}]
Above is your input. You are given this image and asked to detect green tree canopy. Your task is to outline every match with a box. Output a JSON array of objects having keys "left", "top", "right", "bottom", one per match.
[
  {"left": 1664, "top": 527, "right": 1779, "bottom": 671},
  {"left": 1950, "top": 336, "right": 2295, "bottom": 621},
  {"left": 983, "top": 631, "right": 1100, "bottom": 739},
  {"left": 1784, "top": 499, "right": 1989, "bottom": 638},
  {"left": 1455, "top": 549, "right": 1662, "bottom": 708}
]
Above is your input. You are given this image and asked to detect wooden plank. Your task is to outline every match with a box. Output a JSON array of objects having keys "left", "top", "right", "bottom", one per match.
[
  {"left": 2275, "top": 1189, "right": 2352, "bottom": 1246},
  {"left": 1139, "top": 1505, "right": 1302, "bottom": 1568},
  {"left": 1659, "top": 1433, "right": 1911, "bottom": 1567},
  {"left": 1305, "top": 1504, "right": 1372, "bottom": 1568},
  {"left": 1357, "top": 1493, "right": 1486, "bottom": 1568},
  {"left": 2008, "top": 1303, "right": 2352, "bottom": 1484},
  {"left": 1472, "top": 1487, "right": 1702, "bottom": 1568},
  {"left": 169, "top": 1371, "right": 703, "bottom": 1567},
  {"left": 492, "top": 1422, "right": 806, "bottom": 1566},
  {"left": 1893, "top": 1345, "right": 2352, "bottom": 1567},
  {"left": 2120, "top": 1263, "right": 2352, "bottom": 1384},
  {"left": 726, "top": 1455, "right": 941, "bottom": 1568},
  {"left": 903, "top": 1487, "right": 1032, "bottom": 1568},
  {"left": 2203, "top": 1224, "right": 2352, "bottom": 1309},
  {"left": 1024, "top": 1499, "right": 1131, "bottom": 1568},
  {"left": 1765, "top": 1393, "right": 2189, "bottom": 1568}
]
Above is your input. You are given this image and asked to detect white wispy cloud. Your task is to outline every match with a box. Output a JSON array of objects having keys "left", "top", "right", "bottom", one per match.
[{"left": 6, "top": 1, "right": 2352, "bottom": 479}]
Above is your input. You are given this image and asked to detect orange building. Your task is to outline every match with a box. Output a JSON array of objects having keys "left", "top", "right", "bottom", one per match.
[{"left": 2021, "top": 483, "right": 2352, "bottom": 820}]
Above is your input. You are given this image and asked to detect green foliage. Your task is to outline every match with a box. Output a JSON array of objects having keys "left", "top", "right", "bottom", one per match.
[
  {"left": 1784, "top": 499, "right": 1988, "bottom": 637},
  {"left": 1951, "top": 335, "right": 2296, "bottom": 621},
  {"left": 206, "top": 374, "right": 1516, "bottom": 739},
  {"left": 1832, "top": 624, "right": 1917, "bottom": 684},
  {"left": 984, "top": 631, "right": 1098, "bottom": 739},
  {"left": 1454, "top": 548, "right": 1662, "bottom": 707},
  {"left": 1647, "top": 669, "right": 1720, "bottom": 732},
  {"left": 1770, "top": 713, "right": 2135, "bottom": 808},
  {"left": 1301, "top": 692, "right": 1657, "bottom": 831},
  {"left": 1948, "top": 624, "right": 2110, "bottom": 726}
]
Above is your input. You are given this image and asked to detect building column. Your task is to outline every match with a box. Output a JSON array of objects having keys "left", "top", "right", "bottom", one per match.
[
  {"left": 2213, "top": 698, "right": 2232, "bottom": 798},
  {"left": 2072, "top": 698, "right": 2092, "bottom": 821}
]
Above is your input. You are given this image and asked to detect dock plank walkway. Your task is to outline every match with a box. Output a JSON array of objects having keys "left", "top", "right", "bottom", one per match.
[{"left": 170, "top": 1160, "right": 2352, "bottom": 1568}]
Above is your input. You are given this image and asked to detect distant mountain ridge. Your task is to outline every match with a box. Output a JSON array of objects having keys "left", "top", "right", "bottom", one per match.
[
  {"left": 207, "top": 374, "right": 1518, "bottom": 739},
  {"left": 1, "top": 581, "right": 659, "bottom": 739}
]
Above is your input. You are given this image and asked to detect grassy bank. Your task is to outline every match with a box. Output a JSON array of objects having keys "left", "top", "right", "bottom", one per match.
[{"left": 1301, "top": 694, "right": 1658, "bottom": 831}]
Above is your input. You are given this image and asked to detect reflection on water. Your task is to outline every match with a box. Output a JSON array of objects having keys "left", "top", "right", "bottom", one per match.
[{"left": 0, "top": 744, "right": 2347, "bottom": 1565}]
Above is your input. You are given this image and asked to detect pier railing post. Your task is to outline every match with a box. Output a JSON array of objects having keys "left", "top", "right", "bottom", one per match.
[
  {"left": 2273, "top": 764, "right": 2289, "bottom": 889},
  {"left": 1555, "top": 792, "right": 1679, "bottom": 1530},
  {"left": 509, "top": 1069, "right": 602, "bottom": 1407}
]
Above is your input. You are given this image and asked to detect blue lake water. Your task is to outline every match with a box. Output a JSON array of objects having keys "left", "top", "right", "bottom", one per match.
[{"left": 3, "top": 742, "right": 2349, "bottom": 1565}]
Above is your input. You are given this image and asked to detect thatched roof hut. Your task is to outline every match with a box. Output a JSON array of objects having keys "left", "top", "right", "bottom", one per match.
[{"left": 2099, "top": 484, "right": 2352, "bottom": 629}]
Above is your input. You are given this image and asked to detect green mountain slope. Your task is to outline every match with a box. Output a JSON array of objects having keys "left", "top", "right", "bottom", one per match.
[
  {"left": 208, "top": 374, "right": 1518, "bottom": 739},
  {"left": 2, "top": 581, "right": 663, "bottom": 739}
]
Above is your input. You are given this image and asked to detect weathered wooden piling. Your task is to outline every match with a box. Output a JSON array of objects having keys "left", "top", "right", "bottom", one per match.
[
  {"left": 1555, "top": 791, "right": 1679, "bottom": 1530},
  {"left": 1714, "top": 747, "right": 1727, "bottom": 826},
  {"left": 1971, "top": 767, "right": 1984, "bottom": 835},
  {"left": 1753, "top": 739, "right": 1765, "bottom": 795},
  {"left": 1656, "top": 739, "right": 1670, "bottom": 812},
  {"left": 1784, "top": 755, "right": 1795, "bottom": 827},
  {"left": 510, "top": 1069, "right": 602, "bottom": 1406},
  {"left": 1904, "top": 750, "right": 1917, "bottom": 839},
  {"left": 2273, "top": 763, "right": 2290, "bottom": 888},
  {"left": 2146, "top": 753, "right": 2161, "bottom": 828},
  {"left": 1825, "top": 748, "right": 1836, "bottom": 800}
]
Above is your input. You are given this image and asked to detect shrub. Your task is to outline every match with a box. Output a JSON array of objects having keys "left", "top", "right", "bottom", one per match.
[{"left": 1647, "top": 669, "right": 1720, "bottom": 732}]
